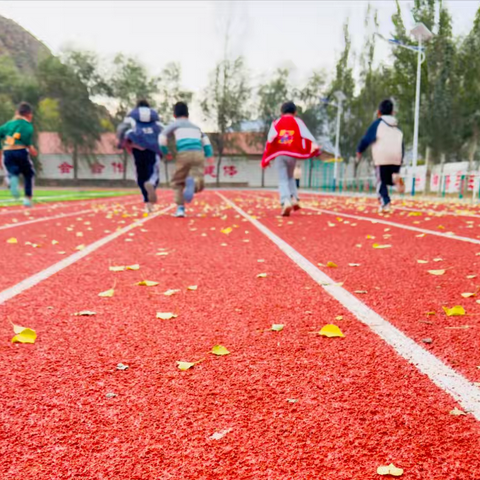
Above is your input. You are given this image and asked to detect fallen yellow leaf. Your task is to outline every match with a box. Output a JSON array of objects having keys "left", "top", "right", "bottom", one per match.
[
  {"left": 443, "top": 305, "right": 466, "bottom": 316},
  {"left": 461, "top": 292, "right": 476, "bottom": 298},
  {"left": 187, "top": 285, "right": 198, "bottom": 291},
  {"left": 98, "top": 288, "right": 114, "bottom": 298},
  {"left": 450, "top": 407, "right": 467, "bottom": 416},
  {"left": 156, "top": 312, "right": 178, "bottom": 320},
  {"left": 335, "top": 315, "right": 344, "bottom": 321},
  {"left": 156, "top": 252, "right": 169, "bottom": 256},
  {"left": 109, "top": 266, "right": 126, "bottom": 272},
  {"left": 417, "top": 260, "right": 428, "bottom": 264},
  {"left": 6, "top": 237, "right": 17, "bottom": 244},
  {"left": 221, "top": 227, "right": 233, "bottom": 235},
  {"left": 257, "top": 273, "right": 268, "bottom": 278},
  {"left": 137, "top": 280, "right": 159, "bottom": 287},
  {"left": 416, "top": 233, "right": 426, "bottom": 238},
  {"left": 373, "top": 243, "right": 391, "bottom": 249},
  {"left": 319, "top": 324, "right": 345, "bottom": 338},
  {"left": 177, "top": 361, "right": 195, "bottom": 371},
  {"left": 11, "top": 324, "right": 37, "bottom": 344},
  {"left": 467, "top": 275, "right": 477, "bottom": 279},
  {"left": 211, "top": 344, "right": 230, "bottom": 356},
  {"left": 408, "top": 211, "right": 422, "bottom": 216},
  {"left": 428, "top": 269, "right": 446, "bottom": 276},
  {"left": 126, "top": 264, "right": 140, "bottom": 270},
  {"left": 75, "top": 244, "right": 85, "bottom": 251},
  {"left": 271, "top": 324, "right": 284, "bottom": 332},
  {"left": 326, "top": 261, "right": 338, "bottom": 268},
  {"left": 51, "top": 240, "right": 59, "bottom": 245},
  {"left": 377, "top": 463, "right": 404, "bottom": 477},
  {"left": 163, "top": 289, "right": 180, "bottom": 296},
  {"left": 74, "top": 311, "right": 96, "bottom": 316},
  {"left": 348, "top": 263, "right": 361, "bottom": 267}
]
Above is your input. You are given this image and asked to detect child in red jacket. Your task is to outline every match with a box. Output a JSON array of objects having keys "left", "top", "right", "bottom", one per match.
[{"left": 262, "top": 102, "right": 319, "bottom": 216}]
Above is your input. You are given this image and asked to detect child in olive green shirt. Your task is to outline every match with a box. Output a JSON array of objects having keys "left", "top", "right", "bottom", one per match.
[{"left": 0, "top": 102, "right": 37, "bottom": 206}]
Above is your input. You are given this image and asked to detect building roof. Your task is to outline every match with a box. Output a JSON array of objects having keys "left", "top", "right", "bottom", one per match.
[{"left": 38, "top": 132, "right": 122, "bottom": 155}]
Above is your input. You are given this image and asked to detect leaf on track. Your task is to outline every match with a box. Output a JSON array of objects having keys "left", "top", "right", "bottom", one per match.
[
  {"left": 177, "top": 361, "right": 195, "bottom": 371},
  {"left": 156, "top": 312, "right": 177, "bottom": 320},
  {"left": 461, "top": 292, "right": 476, "bottom": 298},
  {"left": 163, "top": 289, "right": 180, "bottom": 296},
  {"left": 98, "top": 289, "right": 114, "bottom": 298},
  {"left": 11, "top": 324, "right": 37, "bottom": 344},
  {"left": 7, "top": 237, "right": 18, "bottom": 244},
  {"left": 211, "top": 345, "right": 230, "bottom": 356},
  {"left": 187, "top": 285, "right": 198, "bottom": 291},
  {"left": 75, "top": 244, "right": 86, "bottom": 251},
  {"left": 450, "top": 407, "right": 467, "bottom": 416},
  {"left": 109, "top": 266, "right": 126, "bottom": 272},
  {"left": 126, "top": 264, "right": 140, "bottom": 270},
  {"left": 221, "top": 227, "right": 233, "bottom": 235},
  {"left": 373, "top": 243, "right": 391, "bottom": 249},
  {"left": 136, "top": 280, "right": 159, "bottom": 287},
  {"left": 443, "top": 305, "right": 466, "bottom": 317},
  {"left": 256, "top": 273, "right": 268, "bottom": 278},
  {"left": 319, "top": 324, "right": 344, "bottom": 338},
  {"left": 348, "top": 263, "right": 361, "bottom": 267},
  {"left": 377, "top": 464, "right": 404, "bottom": 476},
  {"left": 326, "top": 261, "right": 337, "bottom": 268},
  {"left": 417, "top": 260, "right": 428, "bottom": 264},
  {"left": 271, "top": 324, "right": 284, "bottom": 332},
  {"left": 428, "top": 269, "right": 446, "bottom": 276},
  {"left": 74, "top": 311, "right": 96, "bottom": 316}
]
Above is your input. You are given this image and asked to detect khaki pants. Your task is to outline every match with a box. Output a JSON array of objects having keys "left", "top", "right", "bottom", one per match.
[{"left": 171, "top": 150, "right": 206, "bottom": 205}]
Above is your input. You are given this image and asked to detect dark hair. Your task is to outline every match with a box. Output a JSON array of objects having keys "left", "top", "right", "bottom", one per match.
[
  {"left": 17, "top": 102, "right": 32, "bottom": 117},
  {"left": 174, "top": 101, "right": 189, "bottom": 118},
  {"left": 136, "top": 99, "right": 150, "bottom": 108},
  {"left": 379, "top": 99, "right": 394, "bottom": 116},
  {"left": 281, "top": 101, "right": 297, "bottom": 115}
]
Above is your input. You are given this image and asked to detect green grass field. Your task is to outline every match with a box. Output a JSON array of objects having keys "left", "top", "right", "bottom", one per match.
[{"left": 0, "top": 189, "right": 134, "bottom": 206}]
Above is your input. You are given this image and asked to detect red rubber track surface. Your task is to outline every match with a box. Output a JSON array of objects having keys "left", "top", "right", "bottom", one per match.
[
  {"left": 232, "top": 191, "right": 480, "bottom": 383},
  {"left": 0, "top": 194, "right": 169, "bottom": 291},
  {"left": 1, "top": 192, "right": 480, "bottom": 479}
]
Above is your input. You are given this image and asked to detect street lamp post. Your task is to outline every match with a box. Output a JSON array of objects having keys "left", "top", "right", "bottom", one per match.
[
  {"left": 322, "top": 91, "right": 346, "bottom": 192},
  {"left": 376, "top": 23, "right": 433, "bottom": 196}
]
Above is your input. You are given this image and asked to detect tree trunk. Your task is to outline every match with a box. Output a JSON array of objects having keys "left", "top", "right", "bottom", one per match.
[
  {"left": 122, "top": 151, "right": 127, "bottom": 181},
  {"left": 261, "top": 167, "right": 265, "bottom": 188},
  {"left": 73, "top": 145, "right": 78, "bottom": 181},
  {"left": 216, "top": 154, "right": 223, "bottom": 187},
  {"left": 468, "top": 126, "right": 479, "bottom": 173},
  {"left": 425, "top": 146, "right": 431, "bottom": 194}
]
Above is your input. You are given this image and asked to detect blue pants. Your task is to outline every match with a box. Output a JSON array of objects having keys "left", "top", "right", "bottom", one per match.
[
  {"left": 275, "top": 155, "right": 299, "bottom": 204},
  {"left": 3, "top": 149, "right": 35, "bottom": 197},
  {"left": 132, "top": 149, "right": 160, "bottom": 203},
  {"left": 376, "top": 165, "right": 400, "bottom": 207}
]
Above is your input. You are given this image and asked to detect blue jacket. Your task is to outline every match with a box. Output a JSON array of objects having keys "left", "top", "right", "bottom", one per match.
[{"left": 117, "top": 107, "right": 163, "bottom": 155}]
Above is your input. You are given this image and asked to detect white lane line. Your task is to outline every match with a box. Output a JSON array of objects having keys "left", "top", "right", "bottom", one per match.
[
  {"left": 0, "top": 204, "right": 173, "bottom": 305},
  {"left": 0, "top": 200, "right": 141, "bottom": 232},
  {"left": 218, "top": 192, "right": 480, "bottom": 420}
]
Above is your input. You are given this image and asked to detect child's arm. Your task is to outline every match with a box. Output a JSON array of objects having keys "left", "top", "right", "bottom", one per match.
[
  {"left": 159, "top": 122, "right": 177, "bottom": 156},
  {"left": 201, "top": 132, "right": 214, "bottom": 163},
  {"left": 357, "top": 119, "right": 381, "bottom": 158}
]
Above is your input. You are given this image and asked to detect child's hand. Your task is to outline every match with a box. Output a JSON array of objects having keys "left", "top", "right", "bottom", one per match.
[{"left": 29, "top": 146, "right": 38, "bottom": 157}]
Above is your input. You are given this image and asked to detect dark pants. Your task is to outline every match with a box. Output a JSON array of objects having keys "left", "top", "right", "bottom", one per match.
[
  {"left": 295, "top": 179, "right": 300, "bottom": 188},
  {"left": 3, "top": 149, "right": 35, "bottom": 197},
  {"left": 376, "top": 165, "right": 400, "bottom": 207},
  {"left": 132, "top": 148, "right": 160, "bottom": 203}
]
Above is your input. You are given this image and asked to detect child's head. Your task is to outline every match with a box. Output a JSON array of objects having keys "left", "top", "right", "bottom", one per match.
[
  {"left": 281, "top": 101, "right": 297, "bottom": 115},
  {"left": 173, "top": 102, "right": 189, "bottom": 118},
  {"left": 17, "top": 102, "right": 33, "bottom": 121},
  {"left": 136, "top": 99, "right": 150, "bottom": 108},
  {"left": 378, "top": 99, "right": 394, "bottom": 117}
]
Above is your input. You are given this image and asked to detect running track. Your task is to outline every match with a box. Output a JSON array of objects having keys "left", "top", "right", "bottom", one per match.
[{"left": 1, "top": 190, "right": 480, "bottom": 479}]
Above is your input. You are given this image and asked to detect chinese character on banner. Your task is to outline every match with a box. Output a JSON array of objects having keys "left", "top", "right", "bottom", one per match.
[
  {"left": 223, "top": 165, "right": 238, "bottom": 177},
  {"left": 432, "top": 174, "right": 439, "bottom": 187},
  {"left": 204, "top": 164, "right": 217, "bottom": 178},
  {"left": 111, "top": 161, "right": 124, "bottom": 174},
  {"left": 90, "top": 162, "right": 105, "bottom": 174},
  {"left": 58, "top": 162, "right": 74, "bottom": 174}
]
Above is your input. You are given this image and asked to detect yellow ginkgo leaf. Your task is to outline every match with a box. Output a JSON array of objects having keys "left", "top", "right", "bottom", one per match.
[
  {"left": 221, "top": 227, "right": 233, "bottom": 235},
  {"left": 450, "top": 407, "right": 467, "bottom": 416},
  {"left": 75, "top": 244, "right": 85, "bottom": 251},
  {"left": 417, "top": 260, "right": 428, "bottom": 264},
  {"left": 257, "top": 273, "right": 268, "bottom": 278},
  {"left": 7, "top": 237, "right": 17, "bottom": 244},
  {"left": 109, "top": 266, "right": 126, "bottom": 272},
  {"left": 443, "top": 305, "right": 466, "bottom": 316},
  {"left": 366, "top": 235, "right": 375, "bottom": 239},
  {"left": 373, "top": 243, "right": 391, "bottom": 249},
  {"left": 11, "top": 325, "right": 37, "bottom": 344},
  {"left": 377, "top": 464, "right": 404, "bottom": 477},
  {"left": 335, "top": 315, "right": 344, "bottom": 321},
  {"left": 156, "top": 312, "right": 178, "bottom": 320},
  {"left": 126, "top": 264, "right": 140, "bottom": 270},
  {"left": 319, "top": 324, "right": 345, "bottom": 338},
  {"left": 348, "top": 263, "right": 361, "bottom": 267},
  {"left": 74, "top": 310, "right": 96, "bottom": 316},
  {"left": 326, "top": 261, "right": 338, "bottom": 268},
  {"left": 428, "top": 269, "right": 446, "bottom": 276},
  {"left": 408, "top": 211, "right": 422, "bottom": 216},
  {"left": 177, "top": 361, "right": 195, "bottom": 371},
  {"left": 211, "top": 344, "right": 230, "bottom": 356},
  {"left": 461, "top": 292, "right": 476, "bottom": 298},
  {"left": 187, "top": 285, "right": 198, "bottom": 291},
  {"left": 433, "top": 258, "right": 443, "bottom": 262},
  {"left": 467, "top": 275, "right": 477, "bottom": 279},
  {"left": 164, "top": 289, "right": 180, "bottom": 296},
  {"left": 416, "top": 233, "right": 426, "bottom": 238},
  {"left": 271, "top": 324, "right": 284, "bottom": 332},
  {"left": 51, "top": 240, "right": 59, "bottom": 245},
  {"left": 99, "top": 288, "right": 114, "bottom": 298},
  {"left": 137, "top": 280, "right": 159, "bottom": 287}
]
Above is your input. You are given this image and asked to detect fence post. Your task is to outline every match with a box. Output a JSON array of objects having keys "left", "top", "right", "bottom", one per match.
[{"left": 459, "top": 175, "right": 465, "bottom": 200}]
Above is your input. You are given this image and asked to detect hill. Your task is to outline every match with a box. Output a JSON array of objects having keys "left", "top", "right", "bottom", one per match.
[{"left": 0, "top": 15, "right": 51, "bottom": 74}]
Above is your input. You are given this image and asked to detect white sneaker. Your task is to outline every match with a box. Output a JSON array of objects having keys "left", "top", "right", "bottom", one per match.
[
  {"left": 378, "top": 203, "right": 391, "bottom": 214},
  {"left": 145, "top": 202, "right": 154, "bottom": 213},
  {"left": 281, "top": 200, "right": 292, "bottom": 217}
]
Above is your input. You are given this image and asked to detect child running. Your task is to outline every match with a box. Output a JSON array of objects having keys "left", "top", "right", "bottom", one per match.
[
  {"left": 159, "top": 102, "right": 213, "bottom": 218},
  {"left": 357, "top": 99, "right": 405, "bottom": 213},
  {"left": 117, "top": 99, "right": 163, "bottom": 213},
  {"left": 0, "top": 102, "right": 37, "bottom": 207},
  {"left": 261, "top": 101, "right": 319, "bottom": 216}
]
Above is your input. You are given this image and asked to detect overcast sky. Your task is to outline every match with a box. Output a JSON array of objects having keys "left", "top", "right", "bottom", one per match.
[{"left": 0, "top": 0, "right": 479, "bottom": 92}]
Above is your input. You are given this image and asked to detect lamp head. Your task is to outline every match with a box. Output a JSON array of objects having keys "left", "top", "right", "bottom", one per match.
[{"left": 411, "top": 22, "right": 433, "bottom": 42}]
